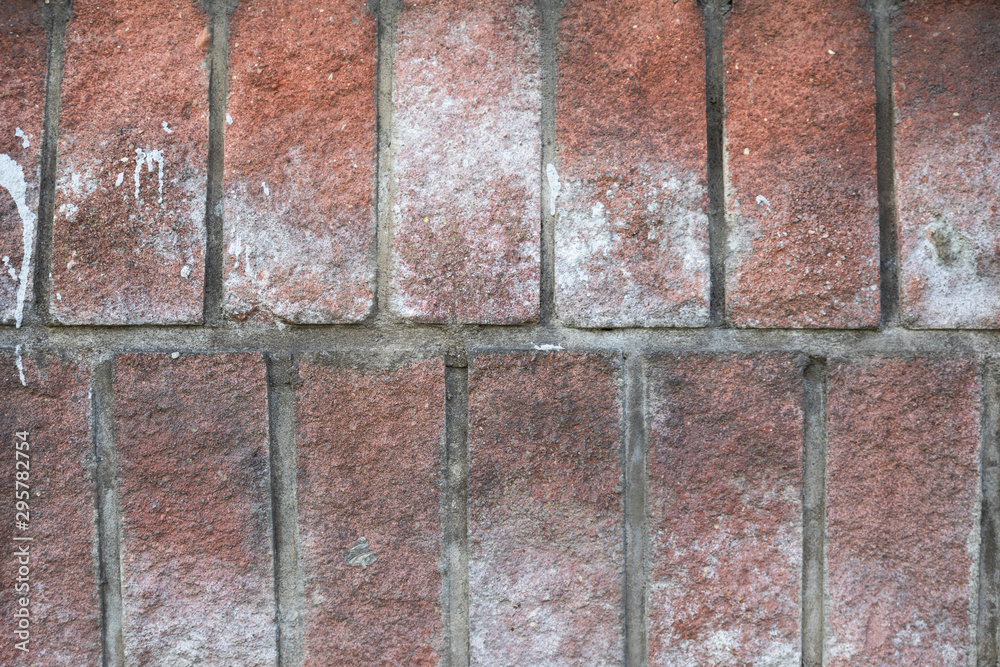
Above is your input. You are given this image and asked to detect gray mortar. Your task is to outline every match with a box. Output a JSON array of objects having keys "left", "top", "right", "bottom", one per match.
[
  {"left": 536, "top": 0, "right": 560, "bottom": 325},
  {"left": 977, "top": 360, "right": 1000, "bottom": 665},
  {"left": 801, "top": 357, "right": 827, "bottom": 667},
  {"left": 624, "top": 354, "right": 649, "bottom": 667},
  {"left": 444, "top": 365, "right": 470, "bottom": 667}
]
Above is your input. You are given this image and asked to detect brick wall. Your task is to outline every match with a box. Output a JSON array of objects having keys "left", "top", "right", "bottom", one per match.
[{"left": 1, "top": 0, "right": 998, "bottom": 665}]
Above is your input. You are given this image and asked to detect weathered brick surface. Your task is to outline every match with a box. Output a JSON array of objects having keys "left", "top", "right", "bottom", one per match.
[
  {"left": 468, "top": 351, "right": 623, "bottom": 664},
  {"left": 295, "top": 358, "right": 445, "bottom": 665},
  {"left": 725, "top": 0, "right": 879, "bottom": 328},
  {"left": 114, "top": 354, "right": 275, "bottom": 665},
  {"left": 0, "top": 2, "right": 44, "bottom": 326},
  {"left": 224, "top": 1, "right": 376, "bottom": 324},
  {"left": 53, "top": 1, "right": 208, "bottom": 324},
  {"left": 826, "top": 358, "right": 979, "bottom": 665},
  {"left": 0, "top": 352, "right": 100, "bottom": 665},
  {"left": 556, "top": 0, "right": 709, "bottom": 327},
  {"left": 391, "top": 0, "right": 540, "bottom": 323},
  {"left": 647, "top": 353, "right": 802, "bottom": 664},
  {"left": 896, "top": 0, "right": 1000, "bottom": 327}
]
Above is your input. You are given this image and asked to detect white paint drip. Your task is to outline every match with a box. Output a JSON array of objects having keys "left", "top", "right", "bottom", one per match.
[
  {"left": 2, "top": 256, "right": 15, "bottom": 281},
  {"left": 115, "top": 172, "right": 124, "bottom": 187},
  {"left": 14, "top": 127, "right": 29, "bottom": 149},
  {"left": 261, "top": 181, "right": 270, "bottom": 198},
  {"left": 14, "top": 345, "right": 25, "bottom": 386},
  {"left": 0, "top": 154, "right": 36, "bottom": 328},
  {"left": 546, "top": 163, "right": 561, "bottom": 216},
  {"left": 161, "top": 121, "right": 174, "bottom": 134},
  {"left": 226, "top": 113, "right": 233, "bottom": 126},
  {"left": 532, "top": 344, "right": 564, "bottom": 351},
  {"left": 133, "top": 148, "right": 165, "bottom": 204}
]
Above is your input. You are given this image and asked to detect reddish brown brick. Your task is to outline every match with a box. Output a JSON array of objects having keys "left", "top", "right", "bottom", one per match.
[
  {"left": 224, "top": 1, "right": 376, "bottom": 324},
  {"left": 725, "top": 0, "right": 879, "bottom": 328},
  {"left": 53, "top": 1, "right": 208, "bottom": 324},
  {"left": 295, "top": 358, "right": 445, "bottom": 665},
  {"left": 0, "top": 352, "right": 99, "bottom": 665},
  {"left": 114, "top": 354, "right": 275, "bottom": 664},
  {"left": 826, "top": 358, "right": 979, "bottom": 665},
  {"left": 0, "top": 2, "right": 45, "bottom": 326},
  {"left": 391, "top": 0, "right": 540, "bottom": 323},
  {"left": 468, "top": 351, "right": 623, "bottom": 664},
  {"left": 896, "top": 1, "right": 1000, "bottom": 327},
  {"left": 556, "top": 0, "right": 709, "bottom": 327},
  {"left": 647, "top": 353, "right": 802, "bottom": 664}
]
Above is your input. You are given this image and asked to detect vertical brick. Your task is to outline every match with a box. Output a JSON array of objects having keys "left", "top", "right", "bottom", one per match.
[
  {"left": 53, "top": 1, "right": 208, "bottom": 324},
  {"left": 725, "top": 0, "right": 879, "bottom": 328},
  {"left": 294, "top": 358, "right": 445, "bottom": 664},
  {"left": 391, "top": 0, "right": 540, "bottom": 323},
  {"left": 556, "top": 0, "right": 709, "bottom": 327},
  {"left": 0, "top": 352, "right": 100, "bottom": 665},
  {"left": 225, "top": 1, "right": 376, "bottom": 324},
  {"left": 827, "top": 358, "right": 979, "bottom": 665},
  {"left": 647, "top": 353, "right": 802, "bottom": 664},
  {"left": 114, "top": 354, "right": 275, "bottom": 665},
  {"left": 0, "top": 2, "right": 45, "bottom": 326},
  {"left": 896, "top": 1, "right": 1000, "bottom": 327},
  {"left": 468, "top": 351, "right": 623, "bottom": 664}
]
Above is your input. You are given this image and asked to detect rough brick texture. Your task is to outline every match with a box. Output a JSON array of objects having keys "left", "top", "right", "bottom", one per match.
[
  {"left": 114, "top": 354, "right": 275, "bottom": 665},
  {"left": 468, "top": 351, "right": 623, "bottom": 664},
  {"left": 224, "top": 1, "right": 376, "bottom": 324},
  {"left": 826, "top": 358, "right": 980, "bottom": 665},
  {"left": 896, "top": 0, "right": 1000, "bottom": 327},
  {"left": 0, "top": 2, "right": 44, "bottom": 326},
  {"left": 725, "top": 0, "right": 879, "bottom": 328},
  {"left": 295, "top": 358, "right": 444, "bottom": 665},
  {"left": 391, "top": 0, "right": 540, "bottom": 323},
  {"left": 0, "top": 352, "right": 100, "bottom": 665},
  {"left": 556, "top": 0, "right": 709, "bottom": 327},
  {"left": 53, "top": 1, "right": 208, "bottom": 324},
  {"left": 647, "top": 353, "right": 802, "bottom": 665}
]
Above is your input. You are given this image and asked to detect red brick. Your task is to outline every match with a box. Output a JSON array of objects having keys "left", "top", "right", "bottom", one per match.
[
  {"left": 556, "top": 0, "right": 709, "bottom": 327},
  {"left": 224, "top": 1, "right": 376, "bottom": 324},
  {"left": 0, "top": 352, "right": 100, "bottom": 665},
  {"left": 0, "top": 2, "right": 45, "bottom": 326},
  {"left": 725, "top": 0, "right": 879, "bottom": 328},
  {"left": 53, "top": 1, "right": 208, "bottom": 324},
  {"left": 647, "top": 353, "right": 802, "bottom": 664},
  {"left": 114, "top": 354, "right": 275, "bottom": 664},
  {"left": 468, "top": 351, "right": 623, "bottom": 663},
  {"left": 826, "top": 358, "right": 979, "bottom": 665},
  {"left": 391, "top": 0, "right": 540, "bottom": 323},
  {"left": 295, "top": 358, "right": 445, "bottom": 665},
  {"left": 895, "top": 1, "right": 1000, "bottom": 328}
]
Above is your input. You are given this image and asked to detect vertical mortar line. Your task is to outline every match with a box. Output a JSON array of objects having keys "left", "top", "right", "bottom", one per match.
[
  {"left": 623, "top": 353, "right": 649, "bottom": 667},
  {"left": 801, "top": 357, "right": 828, "bottom": 667},
  {"left": 871, "top": 0, "right": 900, "bottom": 328},
  {"left": 202, "top": 2, "right": 231, "bottom": 326},
  {"left": 700, "top": 0, "right": 729, "bottom": 328},
  {"left": 266, "top": 353, "right": 303, "bottom": 667},
  {"left": 91, "top": 356, "right": 125, "bottom": 667},
  {"left": 34, "top": 0, "right": 73, "bottom": 324},
  {"left": 537, "top": 0, "right": 560, "bottom": 325},
  {"left": 373, "top": 0, "right": 402, "bottom": 320},
  {"left": 444, "top": 363, "right": 470, "bottom": 667},
  {"left": 977, "top": 358, "right": 999, "bottom": 665}
]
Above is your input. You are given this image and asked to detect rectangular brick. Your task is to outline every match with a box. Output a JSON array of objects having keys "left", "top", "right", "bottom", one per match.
[
  {"left": 826, "top": 358, "right": 980, "bottom": 665},
  {"left": 53, "top": 1, "right": 208, "bottom": 324},
  {"left": 0, "top": 352, "right": 100, "bottom": 665},
  {"left": 896, "top": 1, "right": 1000, "bottom": 328},
  {"left": 0, "top": 2, "right": 45, "bottom": 326},
  {"left": 224, "top": 1, "right": 376, "bottom": 324},
  {"left": 647, "top": 353, "right": 802, "bottom": 664},
  {"left": 556, "top": 0, "right": 709, "bottom": 327},
  {"left": 725, "top": 0, "right": 879, "bottom": 327},
  {"left": 391, "top": 0, "right": 540, "bottom": 323},
  {"left": 114, "top": 354, "right": 275, "bottom": 665},
  {"left": 468, "top": 351, "right": 623, "bottom": 664},
  {"left": 294, "top": 357, "right": 445, "bottom": 664}
]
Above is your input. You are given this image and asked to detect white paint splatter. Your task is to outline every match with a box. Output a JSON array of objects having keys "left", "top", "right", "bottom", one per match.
[
  {"left": 14, "top": 345, "right": 25, "bottom": 386},
  {"left": 546, "top": 163, "right": 561, "bottom": 216},
  {"left": 133, "top": 148, "right": 165, "bottom": 204},
  {"left": 532, "top": 344, "right": 564, "bottom": 351},
  {"left": 2, "top": 256, "right": 15, "bottom": 281},
  {"left": 261, "top": 182, "right": 269, "bottom": 198},
  {"left": 0, "top": 154, "right": 37, "bottom": 328},
  {"left": 14, "top": 127, "right": 29, "bottom": 149},
  {"left": 180, "top": 264, "right": 192, "bottom": 279},
  {"left": 756, "top": 194, "right": 771, "bottom": 209},
  {"left": 115, "top": 172, "right": 124, "bottom": 187},
  {"left": 161, "top": 121, "right": 174, "bottom": 134},
  {"left": 226, "top": 113, "right": 233, "bottom": 126}
]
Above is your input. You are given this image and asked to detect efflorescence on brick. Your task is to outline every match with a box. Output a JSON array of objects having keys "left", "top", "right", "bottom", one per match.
[
  {"left": 294, "top": 358, "right": 445, "bottom": 665},
  {"left": 224, "top": 0, "right": 376, "bottom": 324}
]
